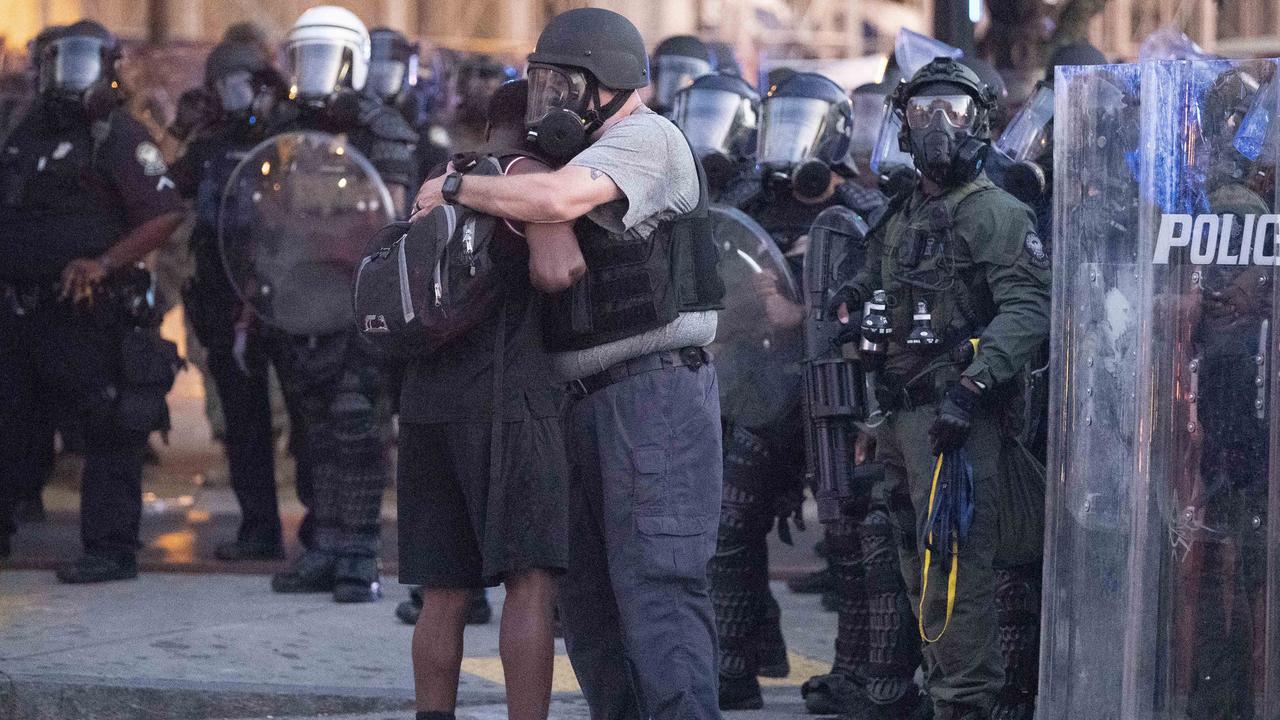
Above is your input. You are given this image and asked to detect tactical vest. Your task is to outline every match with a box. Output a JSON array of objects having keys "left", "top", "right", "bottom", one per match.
[
  {"left": 878, "top": 177, "right": 999, "bottom": 365},
  {"left": 0, "top": 108, "right": 126, "bottom": 281},
  {"left": 543, "top": 139, "right": 724, "bottom": 351}
]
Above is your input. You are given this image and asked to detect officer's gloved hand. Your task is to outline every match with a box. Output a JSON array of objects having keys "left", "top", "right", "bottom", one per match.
[
  {"left": 929, "top": 381, "right": 981, "bottom": 456},
  {"left": 826, "top": 282, "right": 864, "bottom": 321}
]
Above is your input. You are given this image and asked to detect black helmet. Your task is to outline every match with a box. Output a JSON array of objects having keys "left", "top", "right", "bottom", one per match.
[
  {"left": 759, "top": 72, "right": 853, "bottom": 168},
  {"left": 204, "top": 40, "right": 272, "bottom": 86},
  {"left": 527, "top": 8, "right": 649, "bottom": 90},
  {"left": 1045, "top": 41, "right": 1107, "bottom": 84},
  {"left": 892, "top": 56, "right": 998, "bottom": 140},
  {"left": 38, "top": 20, "right": 119, "bottom": 97},
  {"left": 651, "top": 35, "right": 712, "bottom": 112},
  {"left": 672, "top": 72, "right": 758, "bottom": 158},
  {"left": 368, "top": 27, "right": 418, "bottom": 101}
]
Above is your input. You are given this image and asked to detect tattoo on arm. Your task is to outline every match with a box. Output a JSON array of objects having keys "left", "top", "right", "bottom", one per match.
[{"left": 590, "top": 168, "right": 604, "bottom": 180}]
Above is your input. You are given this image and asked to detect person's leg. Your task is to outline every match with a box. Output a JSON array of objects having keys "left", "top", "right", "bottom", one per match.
[
  {"left": 501, "top": 569, "right": 558, "bottom": 720},
  {"left": 860, "top": 479, "right": 924, "bottom": 714},
  {"left": 414, "top": 587, "right": 472, "bottom": 711},
  {"left": 710, "top": 423, "right": 778, "bottom": 708},
  {"left": 558, "top": 392, "right": 643, "bottom": 720},
  {"left": 0, "top": 317, "right": 39, "bottom": 553},
  {"left": 204, "top": 338, "right": 281, "bottom": 555},
  {"left": 587, "top": 362, "right": 723, "bottom": 720}
]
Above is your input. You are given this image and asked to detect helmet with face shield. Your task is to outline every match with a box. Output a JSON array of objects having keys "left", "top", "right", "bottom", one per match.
[
  {"left": 285, "top": 6, "right": 371, "bottom": 103},
  {"left": 204, "top": 39, "right": 281, "bottom": 116},
  {"left": 38, "top": 21, "right": 118, "bottom": 99},
  {"left": 651, "top": 35, "right": 713, "bottom": 115},
  {"left": 757, "top": 72, "right": 854, "bottom": 199},
  {"left": 671, "top": 72, "right": 759, "bottom": 188},
  {"left": 367, "top": 27, "right": 418, "bottom": 103}
]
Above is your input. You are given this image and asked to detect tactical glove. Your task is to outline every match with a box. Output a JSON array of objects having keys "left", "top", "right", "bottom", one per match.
[
  {"left": 825, "top": 282, "right": 864, "bottom": 319},
  {"left": 929, "top": 382, "right": 981, "bottom": 456}
]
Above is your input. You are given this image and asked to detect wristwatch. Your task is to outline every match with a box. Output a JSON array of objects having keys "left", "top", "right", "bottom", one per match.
[{"left": 441, "top": 172, "right": 464, "bottom": 205}]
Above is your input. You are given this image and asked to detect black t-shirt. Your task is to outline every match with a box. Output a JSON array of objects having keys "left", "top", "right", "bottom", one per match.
[
  {"left": 397, "top": 155, "right": 562, "bottom": 424},
  {"left": 0, "top": 105, "right": 182, "bottom": 281}
]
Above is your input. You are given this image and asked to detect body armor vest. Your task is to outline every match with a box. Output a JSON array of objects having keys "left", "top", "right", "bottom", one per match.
[{"left": 544, "top": 139, "right": 724, "bottom": 351}]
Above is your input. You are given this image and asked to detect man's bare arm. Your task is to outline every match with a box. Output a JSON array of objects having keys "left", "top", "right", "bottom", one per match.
[{"left": 413, "top": 164, "right": 623, "bottom": 223}]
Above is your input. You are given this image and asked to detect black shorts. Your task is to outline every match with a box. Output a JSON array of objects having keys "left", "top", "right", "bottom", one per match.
[{"left": 397, "top": 418, "right": 570, "bottom": 588}]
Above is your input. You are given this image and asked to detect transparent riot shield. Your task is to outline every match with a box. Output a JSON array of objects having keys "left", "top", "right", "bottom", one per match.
[
  {"left": 218, "top": 131, "right": 394, "bottom": 336},
  {"left": 1127, "top": 56, "right": 1280, "bottom": 720},
  {"left": 707, "top": 205, "right": 803, "bottom": 429},
  {"left": 1040, "top": 62, "right": 1144, "bottom": 720}
]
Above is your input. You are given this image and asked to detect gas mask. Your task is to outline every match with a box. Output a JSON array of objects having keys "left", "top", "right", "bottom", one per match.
[
  {"left": 525, "top": 63, "right": 631, "bottom": 164},
  {"left": 903, "top": 93, "right": 987, "bottom": 186}
]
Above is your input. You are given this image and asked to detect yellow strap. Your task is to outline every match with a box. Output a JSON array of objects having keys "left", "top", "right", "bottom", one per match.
[{"left": 919, "top": 454, "right": 960, "bottom": 643}]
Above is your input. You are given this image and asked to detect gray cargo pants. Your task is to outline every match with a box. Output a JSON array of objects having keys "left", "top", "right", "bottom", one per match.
[{"left": 558, "top": 354, "right": 724, "bottom": 720}]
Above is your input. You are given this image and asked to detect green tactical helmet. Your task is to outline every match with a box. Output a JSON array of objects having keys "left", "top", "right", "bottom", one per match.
[{"left": 891, "top": 56, "right": 999, "bottom": 140}]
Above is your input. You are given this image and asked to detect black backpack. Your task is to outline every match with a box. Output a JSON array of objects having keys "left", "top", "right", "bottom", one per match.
[{"left": 352, "top": 155, "right": 504, "bottom": 358}]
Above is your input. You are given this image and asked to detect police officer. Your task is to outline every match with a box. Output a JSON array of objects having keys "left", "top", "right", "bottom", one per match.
[
  {"left": 0, "top": 21, "right": 184, "bottom": 578},
  {"left": 169, "top": 38, "right": 292, "bottom": 561},
  {"left": 670, "top": 71, "right": 759, "bottom": 203},
  {"left": 711, "top": 72, "right": 922, "bottom": 716},
  {"left": 443, "top": 54, "right": 516, "bottom": 156},
  {"left": 413, "top": 8, "right": 724, "bottom": 718},
  {"left": 251, "top": 5, "right": 416, "bottom": 602},
  {"left": 829, "top": 57, "right": 1051, "bottom": 720},
  {"left": 650, "top": 34, "right": 714, "bottom": 117}
]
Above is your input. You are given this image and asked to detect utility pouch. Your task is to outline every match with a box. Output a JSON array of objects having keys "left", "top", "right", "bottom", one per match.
[{"left": 117, "top": 328, "right": 183, "bottom": 436}]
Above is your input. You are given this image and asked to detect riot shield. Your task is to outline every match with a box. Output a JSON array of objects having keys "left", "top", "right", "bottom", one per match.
[
  {"left": 707, "top": 205, "right": 803, "bottom": 429},
  {"left": 802, "top": 205, "right": 869, "bottom": 523},
  {"left": 219, "top": 131, "right": 394, "bottom": 336},
  {"left": 1044, "top": 57, "right": 1280, "bottom": 720},
  {"left": 1041, "top": 62, "right": 1144, "bottom": 720}
]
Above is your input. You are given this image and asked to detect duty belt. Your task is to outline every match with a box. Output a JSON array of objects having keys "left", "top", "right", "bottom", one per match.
[
  {"left": 876, "top": 374, "right": 944, "bottom": 413},
  {"left": 569, "top": 346, "right": 710, "bottom": 396}
]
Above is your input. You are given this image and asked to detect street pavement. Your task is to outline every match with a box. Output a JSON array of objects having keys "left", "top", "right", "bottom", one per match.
[{"left": 0, "top": 571, "right": 835, "bottom": 720}]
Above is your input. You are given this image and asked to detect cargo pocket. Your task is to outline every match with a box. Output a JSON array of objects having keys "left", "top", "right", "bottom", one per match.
[
  {"left": 630, "top": 445, "right": 667, "bottom": 516},
  {"left": 116, "top": 329, "right": 181, "bottom": 436}
]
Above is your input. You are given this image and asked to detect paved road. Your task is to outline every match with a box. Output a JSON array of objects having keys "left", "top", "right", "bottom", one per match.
[{"left": 0, "top": 571, "right": 836, "bottom": 720}]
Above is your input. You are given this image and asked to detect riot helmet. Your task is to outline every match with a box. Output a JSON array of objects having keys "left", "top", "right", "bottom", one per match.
[
  {"left": 367, "top": 28, "right": 418, "bottom": 103},
  {"left": 651, "top": 35, "right": 713, "bottom": 114},
  {"left": 284, "top": 6, "right": 371, "bottom": 103},
  {"left": 758, "top": 72, "right": 854, "bottom": 200},
  {"left": 38, "top": 21, "right": 118, "bottom": 98},
  {"left": 671, "top": 72, "right": 758, "bottom": 188},
  {"left": 524, "top": 8, "right": 650, "bottom": 162},
  {"left": 205, "top": 40, "right": 279, "bottom": 115},
  {"left": 1201, "top": 66, "right": 1264, "bottom": 190},
  {"left": 451, "top": 54, "right": 516, "bottom": 129},
  {"left": 1044, "top": 41, "right": 1106, "bottom": 84},
  {"left": 890, "top": 57, "right": 998, "bottom": 187}
]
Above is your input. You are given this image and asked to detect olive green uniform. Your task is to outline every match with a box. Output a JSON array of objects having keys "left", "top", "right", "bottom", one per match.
[{"left": 846, "top": 174, "right": 1050, "bottom": 718}]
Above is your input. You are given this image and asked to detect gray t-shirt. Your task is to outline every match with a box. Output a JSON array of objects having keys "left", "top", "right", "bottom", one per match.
[{"left": 551, "top": 106, "right": 717, "bottom": 380}]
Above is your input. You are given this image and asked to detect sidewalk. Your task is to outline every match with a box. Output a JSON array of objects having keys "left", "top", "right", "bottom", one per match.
[{"left": 0, "top": 571, "right": 836, "bottom": 720}]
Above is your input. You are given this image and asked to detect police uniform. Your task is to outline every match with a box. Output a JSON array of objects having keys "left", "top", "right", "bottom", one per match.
[
  {"left": 0, "top": 101, "right": 181, "bottom": 570},
  {"left": 844, "top": 173, "right": 1051, "bottom": 718},
  {"left": 171, "top": 115, "right": 293, "bottom": 556},
  {"left": 257, "top": 94, "right": 416, "bottom": 597}
]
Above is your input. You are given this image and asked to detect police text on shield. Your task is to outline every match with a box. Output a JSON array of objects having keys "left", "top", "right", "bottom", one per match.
[{"left": 1153, "top": 213, "right": 1280, "bottom": 265}]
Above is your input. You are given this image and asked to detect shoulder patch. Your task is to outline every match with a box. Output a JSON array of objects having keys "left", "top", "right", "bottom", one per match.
[
  {"left": 1024, "top": 231, "right": 1049, "bottom": 267},
  {"left": 135, "top": 141, "right": 168, "bottom": 176}
]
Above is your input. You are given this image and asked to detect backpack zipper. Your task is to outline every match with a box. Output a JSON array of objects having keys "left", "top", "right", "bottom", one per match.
[
  {"left": 434, "top": 205, "right": 459, "bottom": 306},
  {"left": 395, "top": 233, "right": 414, "bottom": 323}
]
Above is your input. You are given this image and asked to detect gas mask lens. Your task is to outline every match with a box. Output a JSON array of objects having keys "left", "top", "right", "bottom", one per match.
[
  {"left": 759, "top": 97, "right": 834, "bottom": 165},
  {"left": 525, "top": 64, "right": 587, "bottom": 124},
  {"left": 905, "top": 94, "right": 976, "bottom": 130},
  {"left": 287, "top": 41, "right": 355, "bottom": 99},
  {"left": 215, "top": 70, "right": 256, "bottom": 113},
  {"left": 654, "top": 55, "right": 712, "bottom": 108},
  {"left": 673, "top": 88, "right": 751, "bottom": 156},
  {"left": 40, "top": 36, "right": 106, "bottom": 94}
]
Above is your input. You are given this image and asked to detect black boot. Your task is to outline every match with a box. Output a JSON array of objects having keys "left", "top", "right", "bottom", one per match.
[
  {"left": 215, "top": 537, "right": 284, "bottom": 561},
  {"left": 55, "top": 554, "right": 137, "bottom": 584},
  {"left": 396, "top": 586, "right": 424, "bottom": 625},
  {"left": 719, "top": 673, "right": 764, "bottom": 711},
  {"left": 756, "top": 596, "right": 790, "bottom": 678},
  {"left": 467, "top": 588, "right": 492, "bottom": 624},
  {"left": 802, "top": 673, "right": 869, "bottom": 715},
  {"left": 332, "top": 554, "right": 382, "bottom": 603},
  {"left": 866, "top": 691, "right": 932, "bottom": 720},
  {"left": 271, "top": 549, "right": 337, "bottom": 593}
]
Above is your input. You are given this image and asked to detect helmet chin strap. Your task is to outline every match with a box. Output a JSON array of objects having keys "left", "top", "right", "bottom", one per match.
[{"left": 583, "top": 76, "right": 632, "bottom": 135}]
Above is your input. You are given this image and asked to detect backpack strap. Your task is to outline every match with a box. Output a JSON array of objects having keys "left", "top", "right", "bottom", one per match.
[{"left": 488, "top": 298, "right": 508, "bottom": 509}]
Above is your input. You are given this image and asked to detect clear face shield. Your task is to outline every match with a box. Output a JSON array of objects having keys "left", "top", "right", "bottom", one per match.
[
  {"left": 525, "top": 64, "right": 589, "bottom": 125},
  {"left": 287, "top": 40, "right": 356, "bottom": 100},
  {"left": 671, "top": 87, "right": 755, "bottom": 157},
  {"left": 996, "top": 83, "right": 1054, "bottom": 162},
  {"left": 214, "top": 70, "right": 257, "bottom": 113},
  {"left": 367, "top": 59, "right": 407, "bottom": 100},
  {"left": 39, "top": 36, "right": 107, "bottom": 95},
  {"left": 758, "top": 96, "right": 840, "bottom": 166},
  {"left": 869, "top": 102, "right": 914, "bottom": 174},
  {"left": 850, "top": 92, "right": 888, "bottom": 161},
  {"left": 653, "top": 55, "right": 712, "bottom": 109}
]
